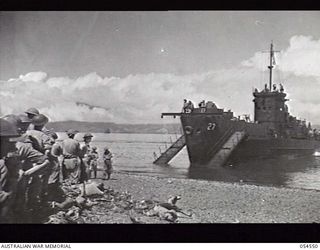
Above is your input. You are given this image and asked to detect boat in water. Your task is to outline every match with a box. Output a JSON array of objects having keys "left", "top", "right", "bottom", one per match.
[{"left": 155, "top": 43, "right": 320, "bottom": 167}]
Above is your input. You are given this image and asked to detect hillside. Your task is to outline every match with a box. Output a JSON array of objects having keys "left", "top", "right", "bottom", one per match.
[
  {"left": 46, "top": 120, "right": 320, "bottom": 134},
  {"left": 47, "top": 121, "right": 181, "bottom": 134}
]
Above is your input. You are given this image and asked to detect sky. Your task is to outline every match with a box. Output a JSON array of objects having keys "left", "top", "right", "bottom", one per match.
[{"left": 0, "top": 11, "right": 320, "bottom": 124}]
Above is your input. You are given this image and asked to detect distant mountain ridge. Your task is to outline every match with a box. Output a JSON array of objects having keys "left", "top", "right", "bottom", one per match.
[
  {"left": 47, "top": 120, "right": 320, "bottom": 134},
  {"left": 47, "top": 121, "right": 181, "bottom": 134}
]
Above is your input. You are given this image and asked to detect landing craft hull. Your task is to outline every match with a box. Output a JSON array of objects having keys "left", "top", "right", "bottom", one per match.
[
  {"left": 180, "top": 113, "right": 320, "bottom": 166},
  {"left": 231, "top": 138, "right": 318, "bottom": 160}
]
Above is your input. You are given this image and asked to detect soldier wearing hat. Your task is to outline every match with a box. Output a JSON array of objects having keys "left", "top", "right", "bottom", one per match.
[
  {"left": 24, "top": 108, "right": 52, "bottom": 134},
  {"left": 3, "top": 114, "right": 50, "bottom": 221},
  {"left": 0, "top": 118, "right": 23, "bottom": 222},
  {"left": 61, "top": 129, "right": 82, "bottom": 184},
  {"left": 26, "top": 114, "right": 53, "bottom": 153},
  {"left": 80, "top": 133, "right": 94, "bottom": 180},
  {"left": 24, "top": 108, "right": 40, "bottom": 130},
  {"left": 81, "top": 133, "right": 93, "bottom": 154},
  {"left": 26, "top": 114, "right": 54, "bottom": 207}
]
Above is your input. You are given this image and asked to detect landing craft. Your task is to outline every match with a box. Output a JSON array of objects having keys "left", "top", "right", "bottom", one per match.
[{"left": 154, "top": 42, "right": 320, "bottom": 166}]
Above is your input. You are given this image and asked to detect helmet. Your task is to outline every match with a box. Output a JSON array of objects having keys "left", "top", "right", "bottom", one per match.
[
  {"left": 83, "top": 133, "right": 93, "bottom": 138},
  {"left": 0, "top": 118, "right": 20, "bottom": 137},
  {"left": 66, "top": 129, "right": 78, "bottom": 136},
  {"left": 32, "top": 114, "right": 49, "bottom": 126},
  {"left": 25, "top": 108, "right": 40, "bottom": 116}
]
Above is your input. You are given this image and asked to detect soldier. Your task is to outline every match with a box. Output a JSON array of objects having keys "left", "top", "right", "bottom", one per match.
[
  {"left": 88, "top": 146, "right": 99, "bottom": 179},
  {"left": 81, "top": 133, "right": 94, "bottom": 181},
  {"left": 102, "top": 147, "right": 113, "bottom": 180},
  {"left": 280, "top": 83, "right": 284, "bottom": 92},
  {"left": 48, "top": 132, "right": 61, "bottom": 186},
  {"left": 187, "top": 101, "right": 194, "bottom": 113},
  {"left": 47, "top": 132, "right": 65, "bottom": 203},
  {"left": 3, "top": 114, "right": 50, "bottom": 221},
  {"left": 26, "top": 114, "right": 54, "bottom": 206},
  {"left": 199, "top": 100, "right": 206, "bottom": 113},
  {"left": 0, "top": 118, "right": 23, "bottom": 223},
  {"left": 61, "top": 129, "right": 83, "bottom": 184},
  {"left": 182, "top": 99, "right": 188, "bottom": 113},
  {"left": 27, "top": 114, "right": 54, "bottom": 154},
  {"left": 25, "top": 108, "right": 40, "bottom": 130}
]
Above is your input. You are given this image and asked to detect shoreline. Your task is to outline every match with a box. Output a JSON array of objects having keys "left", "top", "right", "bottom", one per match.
[
  {"left": 115, "top": 169, "right": 320, "bottom": 193},
  {"left": 97, "top": 171, "right": 320, "bottom": 223}
]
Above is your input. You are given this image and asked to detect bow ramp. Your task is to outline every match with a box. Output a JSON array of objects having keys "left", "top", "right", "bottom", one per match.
[
  {"left": 208, "top": 131, "right": 246, "bottom": 167},
  {"left": 153, "top": 134, "right": 186, "bottom": 165}
]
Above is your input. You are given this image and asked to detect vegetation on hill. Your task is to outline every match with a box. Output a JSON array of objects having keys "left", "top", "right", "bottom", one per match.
[{"left": 47, "top": 121, "right": 181, "bottom": 134}]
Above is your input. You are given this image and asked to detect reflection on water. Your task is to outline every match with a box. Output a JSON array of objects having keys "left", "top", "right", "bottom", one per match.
[
  {"left": 56, "top": 132, "right": 320, "bottom": 191},
  {"left": 188, "top": 155, "right": 320, "bottom": 190}
]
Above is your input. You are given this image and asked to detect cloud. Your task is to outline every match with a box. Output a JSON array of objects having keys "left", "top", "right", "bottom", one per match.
[
  {"left": 279, "top": 35, "right": 320, "bottom": 77},
  {"left": 1, "top": 35, "right": 320, "bottom": 124},
  {"left": 19, "top": 71, "right": 48, "bottom": 82},
  {"left": 242, "top": 35, "right": 320, "bottom": 77},
  {"left": 0, "top": 69, "right": 256, "bottom": 124}
]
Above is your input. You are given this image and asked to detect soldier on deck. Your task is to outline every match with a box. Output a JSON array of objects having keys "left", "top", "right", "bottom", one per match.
[
  {"left": 199, "top": 100, "right": 206, "bottom": 113},
  {"left": 187, "top": 101, "right": 194, "bottom": 113},
  {"left": 280, "top": 83, "right": 284, "bottom": 92},
  {"left": 182, "top": 99, "right": 188, "bottom": 113}
]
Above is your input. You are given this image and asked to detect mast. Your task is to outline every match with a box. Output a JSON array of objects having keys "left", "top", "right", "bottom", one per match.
[{"left": 268, "top": 42, "right": 274, "bottom": 91}]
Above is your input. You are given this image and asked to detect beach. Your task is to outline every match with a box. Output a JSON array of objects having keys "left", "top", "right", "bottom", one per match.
[{"left": 92, "top": 171, "right": 320, "bottom": 223}]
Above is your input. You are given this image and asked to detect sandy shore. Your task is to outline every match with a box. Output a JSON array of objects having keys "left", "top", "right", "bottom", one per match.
[{"left": 96, "top": 171, "right": 320, "bottom": 223}]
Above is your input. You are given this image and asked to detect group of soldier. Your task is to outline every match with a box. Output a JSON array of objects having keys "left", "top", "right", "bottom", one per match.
[
  {"left": 182, "top": 99, "right": 218, "bottom": 113},
  {"left": 0, "top": 108, "right": 113, "bottom": 223}
]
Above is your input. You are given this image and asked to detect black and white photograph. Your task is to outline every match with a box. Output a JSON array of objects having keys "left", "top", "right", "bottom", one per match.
[{"left": 0, "top": 10, "right": 320, "bottom": 233}]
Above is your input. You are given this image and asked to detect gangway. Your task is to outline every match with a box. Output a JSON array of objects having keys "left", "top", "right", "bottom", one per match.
[
  {"left": 153, "top": 134, "right": 186, "bottom": 165},
  {"left": 208, "top": 131, "right": 246, "bottom": 167}
]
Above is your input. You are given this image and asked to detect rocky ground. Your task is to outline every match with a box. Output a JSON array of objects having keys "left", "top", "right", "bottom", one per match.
[{"left": 45, "top": 171, "right": 320, "bottom": 224}]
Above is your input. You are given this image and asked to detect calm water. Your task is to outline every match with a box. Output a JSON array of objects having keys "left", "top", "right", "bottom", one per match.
[{"left": 57, "top": 132, "right": 320, "bottom": 191}]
